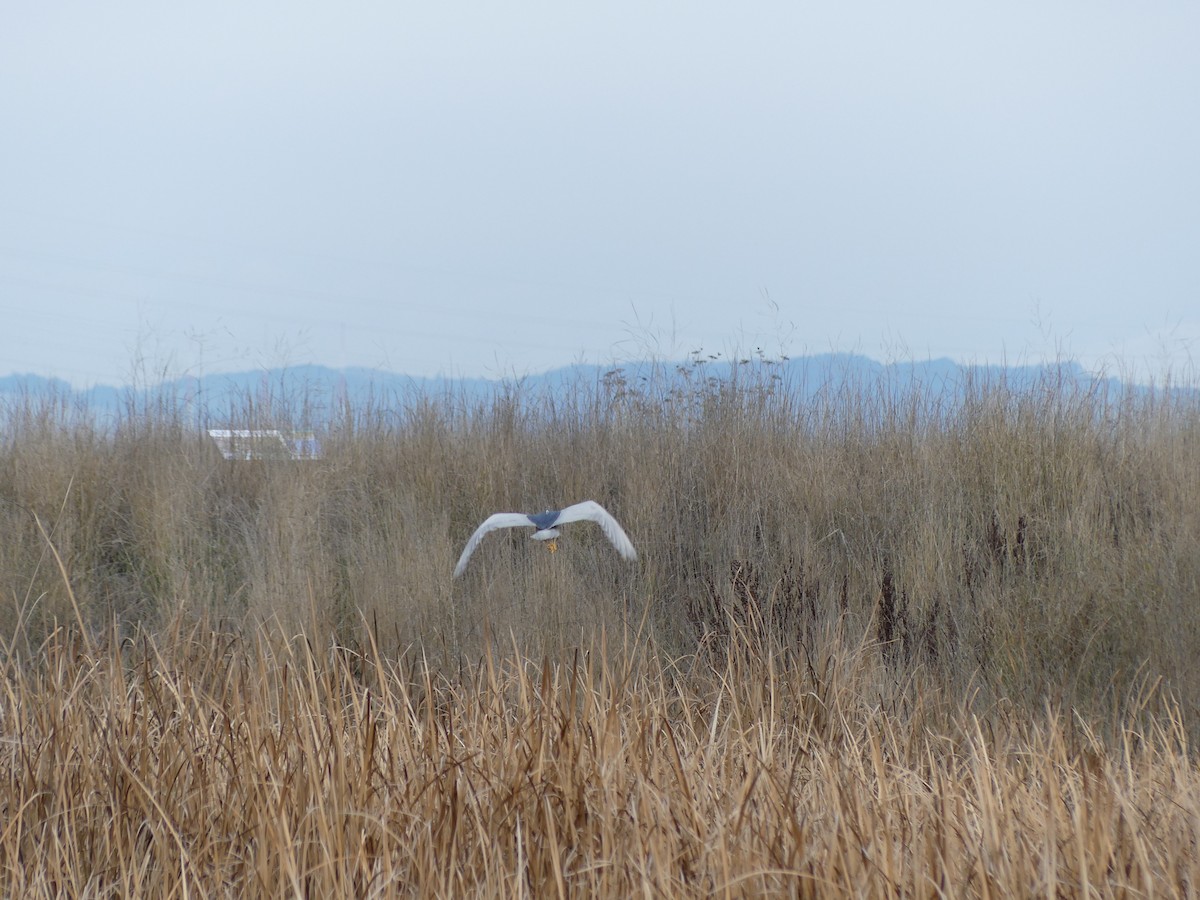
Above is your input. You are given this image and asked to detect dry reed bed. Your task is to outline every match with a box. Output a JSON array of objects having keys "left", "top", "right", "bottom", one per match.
[
  {"left": 3, "top": 366, "right": 1200, "bottom": 894},
  {"left": 3, "top": 365, "right": 1199, "bottom": 721},
  {"left": 2, "top": 623, "right": 1198, "bottom": 898}
]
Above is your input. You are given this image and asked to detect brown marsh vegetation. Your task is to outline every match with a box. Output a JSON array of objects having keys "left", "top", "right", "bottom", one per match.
[{"left": 1, "top": 360, "right": 1199, "bottom": 895}]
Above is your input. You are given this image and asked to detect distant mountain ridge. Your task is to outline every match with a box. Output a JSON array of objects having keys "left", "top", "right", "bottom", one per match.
[{"left": 0, "top": 355, "right": 1189, "bottom": 427}]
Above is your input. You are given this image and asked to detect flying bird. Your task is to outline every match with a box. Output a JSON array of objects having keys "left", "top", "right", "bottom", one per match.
[{"left": 453, "top": 500, "right": 637, "bottom": 577}]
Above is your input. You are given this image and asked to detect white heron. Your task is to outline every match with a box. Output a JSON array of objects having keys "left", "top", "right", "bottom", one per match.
[{"left": 453, "top": 500, "right": 637, "bottom": 577}]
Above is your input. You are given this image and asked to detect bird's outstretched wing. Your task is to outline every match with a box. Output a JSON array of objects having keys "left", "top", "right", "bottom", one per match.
[
  {"left": 554, "top": 501, "right": 638, "bottom": 561},
  {"left": 453, "top": 513, "right": 534, "bottom": 577}
]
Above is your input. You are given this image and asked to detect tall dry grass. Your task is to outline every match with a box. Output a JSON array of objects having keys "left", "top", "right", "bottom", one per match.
[
  {"left": 2, "top": 362, "right": 1198, "bottom": 716},
  {"left": 2, "top": 616, "right": 1198, "bottom": 896},
  {"left": 2, "top": 360, "right": 1200, "bottom": 893}
]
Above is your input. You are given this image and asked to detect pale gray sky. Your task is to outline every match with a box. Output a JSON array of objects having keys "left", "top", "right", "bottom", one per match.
[{"left": 2, "top": 2, "right": 1198, "bottom": 387}]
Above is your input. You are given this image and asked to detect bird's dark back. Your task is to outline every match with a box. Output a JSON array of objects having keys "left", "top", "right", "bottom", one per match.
[{"left": 527, "top": 510, "right": 560, "bottom": 530}]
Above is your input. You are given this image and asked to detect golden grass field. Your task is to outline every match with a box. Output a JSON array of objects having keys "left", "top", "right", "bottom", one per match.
[{"left": 2, "top": 361, "right": 1199, "bottom": 896}]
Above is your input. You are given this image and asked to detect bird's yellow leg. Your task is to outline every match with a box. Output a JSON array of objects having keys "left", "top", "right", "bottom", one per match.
[{"left": 547, "top": 539, "right": 558, "bottom": 554}]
